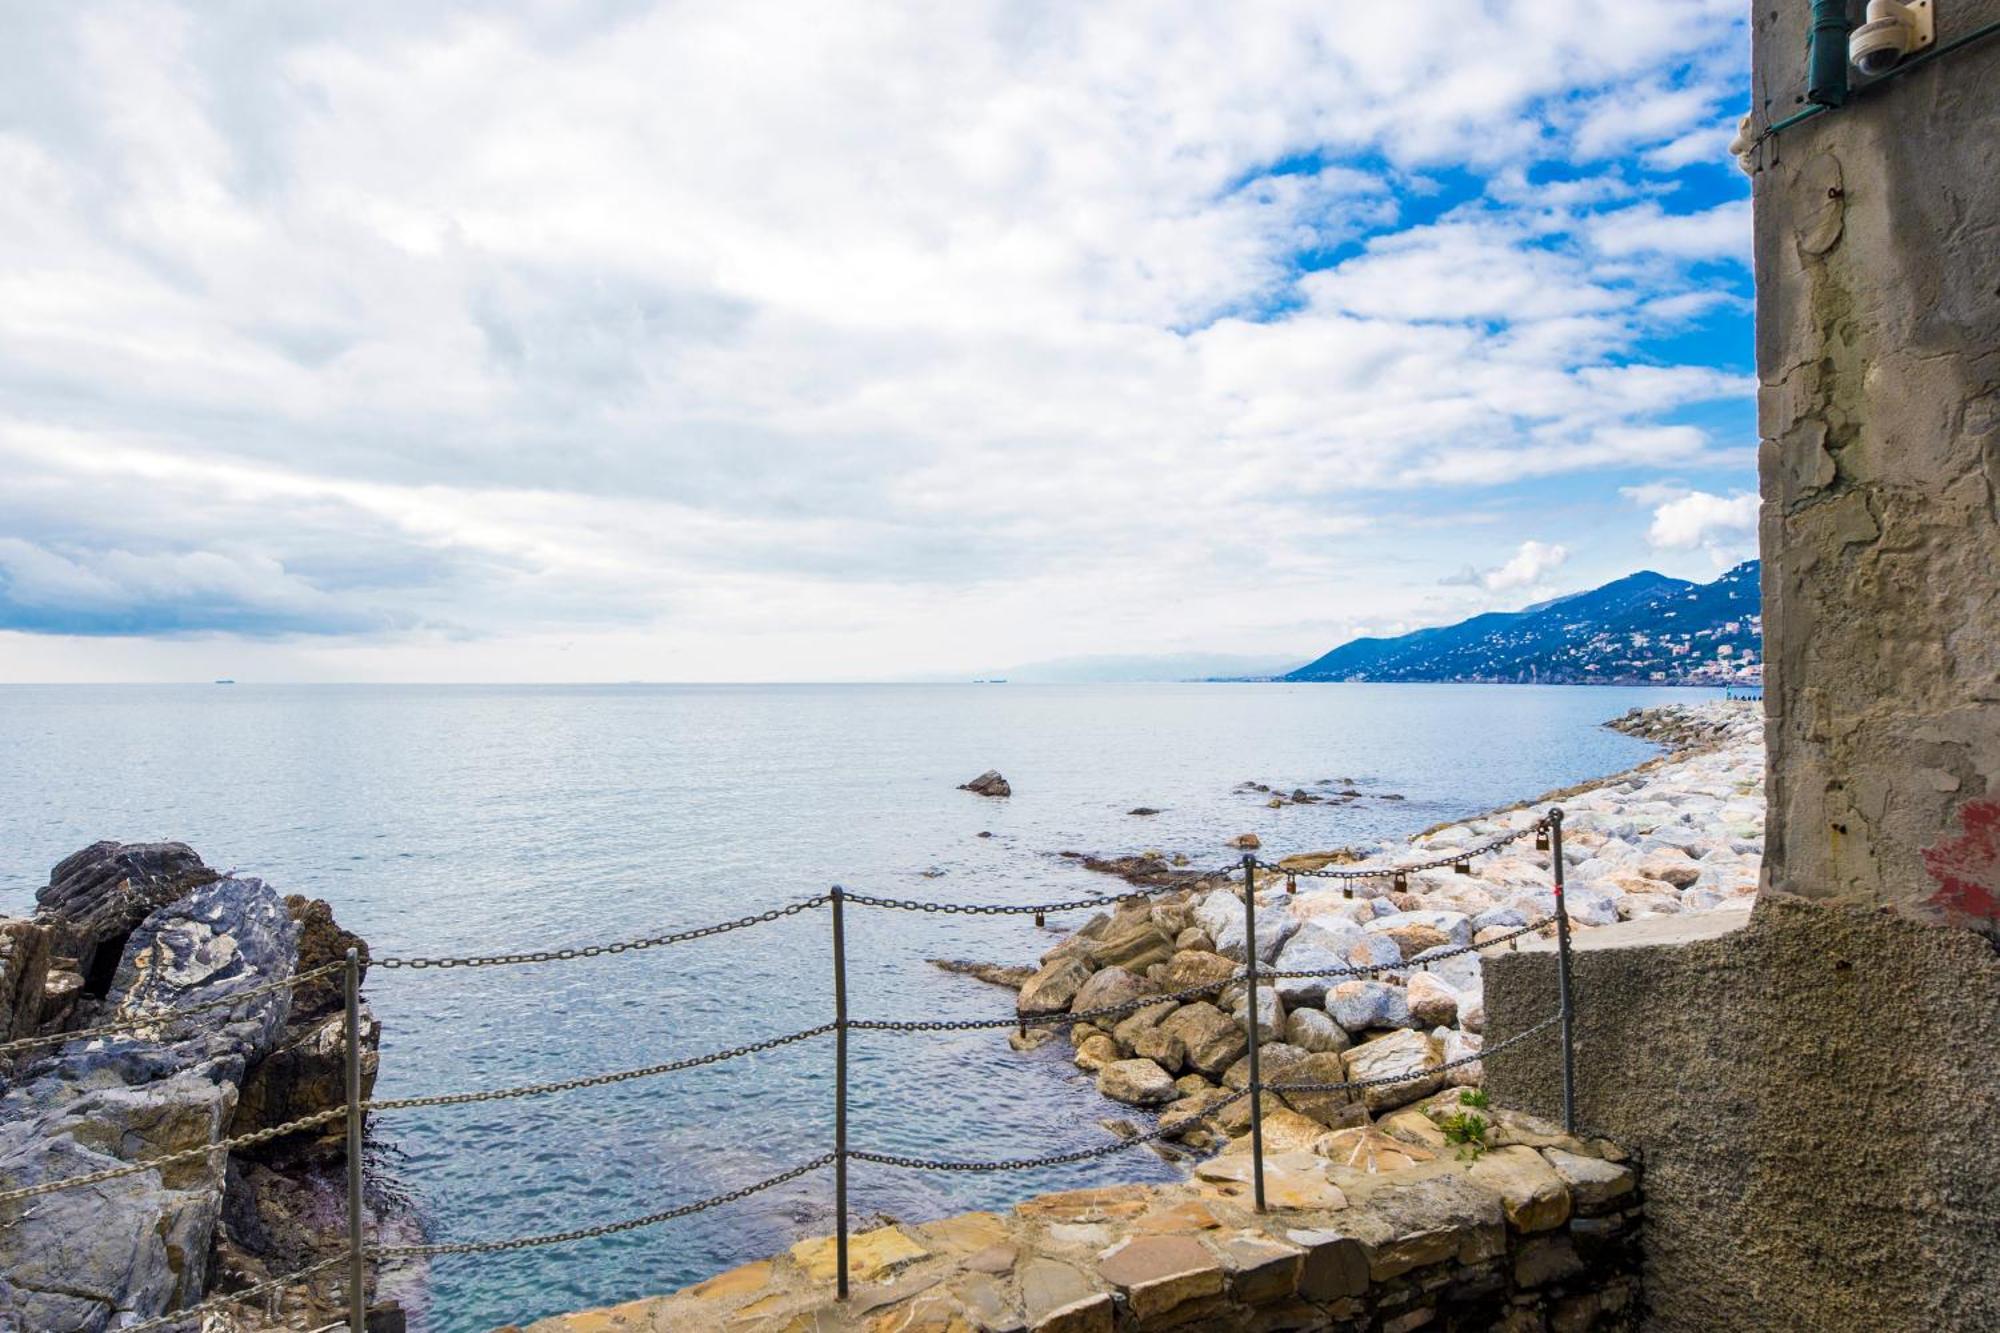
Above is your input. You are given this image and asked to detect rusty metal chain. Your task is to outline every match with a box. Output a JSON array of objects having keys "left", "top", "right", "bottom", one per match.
[
  {"left": 847, "top": 1086, "right": 1250, "bottom": 1172},
  {"left": 118, "top": 1256, "right": 349, "bottom": 1333},
  {"left": 850, "top": 969, "right": 1247, "bottom": 1034},
  {"left": 0, "top": 1106, "right": 348, "bottom": 1205},
  {"left": 1255, "top": 818, "right": 1550, "bottom": 881},
  {"left": 373, "top": 895, "right": 830, "bottom": 971},
  {"left": 1260, "top": 917, "right": 1554, "bottom": 982},
  {"left": 373, "top": 1155, "right": 838, "bottom": 1257},
  {"left": 0, "top": 962, "right": 344, "bottom": 1057},
  {"left": 840, "top": 877, "right": 1212, "bottom": 917},
  {"left": 1262, "top": 1014, "right": 1562, "bottom": 1097},
  {"left": 369, "top": 1024, "right": 838, "bottom": 1112}
]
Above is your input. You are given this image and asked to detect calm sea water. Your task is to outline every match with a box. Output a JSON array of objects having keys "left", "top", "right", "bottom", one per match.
[{"left": 0, "top": 682, "right": 1713, "bottom": 1331}]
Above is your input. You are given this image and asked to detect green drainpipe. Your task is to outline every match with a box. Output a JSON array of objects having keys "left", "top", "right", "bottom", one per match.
[{"left": 1808, "top": 0, "right": 1852, "bottom": 106}]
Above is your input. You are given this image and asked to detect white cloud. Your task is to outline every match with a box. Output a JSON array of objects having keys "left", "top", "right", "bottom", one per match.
[
  {"left": 1487, "top": 539, "right": 1571, "bottom": 590},
  {"left": 1645, "top": 488, "right": 1759, "bottom": 565},
  {"left": 1589, "top": 200, "right": 1752, "bottom": 260},
  {"left": 0, "top": 0, "right": 1754, "bottom": 677},
  {"left": 1441, "top": 539, "right": 1569, "bottom": 592}
]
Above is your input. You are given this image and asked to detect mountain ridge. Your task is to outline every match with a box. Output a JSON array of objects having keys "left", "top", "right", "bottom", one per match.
[{"left": 1284, "top": 561, "right": 1763, "bottom": 685}]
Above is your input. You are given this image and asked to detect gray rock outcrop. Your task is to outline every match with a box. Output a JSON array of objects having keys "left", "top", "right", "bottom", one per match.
[
  {"left": 0, "top": 920, "right": 52, "bottom": 1049},
  {"left": 35, "top": 840, "right": 219, "bottom": 994},
  {"left": 0, "top": 874, "right": 303, "bottom": 1329}
]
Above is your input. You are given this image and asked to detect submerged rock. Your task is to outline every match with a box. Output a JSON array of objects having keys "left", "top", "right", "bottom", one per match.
[{"left": 958, "top": 769, "right": 1012, "bottom": 797}]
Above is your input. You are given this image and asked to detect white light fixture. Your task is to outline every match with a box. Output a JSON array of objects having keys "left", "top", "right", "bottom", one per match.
[{"left": 1850, "top": 0, "right": 1936, "bottom": 77}]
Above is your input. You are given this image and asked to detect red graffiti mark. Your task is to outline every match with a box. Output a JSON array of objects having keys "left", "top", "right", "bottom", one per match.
[{"left": 1922, "top": 798, "right": 2000, "bottom": 923}]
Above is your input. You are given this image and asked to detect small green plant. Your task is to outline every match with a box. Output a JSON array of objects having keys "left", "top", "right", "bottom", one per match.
[
  {"left": 1430, "top": 1108, "right": 1490, "bottom": 1160},
  {"left": 1458, "top": 1087, "right": 1490, "bottom": 1109}
]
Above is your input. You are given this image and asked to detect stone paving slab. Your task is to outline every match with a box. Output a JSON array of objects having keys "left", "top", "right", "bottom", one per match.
[{"left": 509, "top": 1107, "right": 1639, "bottom": 1333}]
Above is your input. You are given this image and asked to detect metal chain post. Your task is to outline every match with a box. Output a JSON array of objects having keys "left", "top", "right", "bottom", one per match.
[
  {"left": 343, "top": 948, "right": 365, "bottom": 1333},
  {"left": 1240, "top": 855, "right": 1266, "bottom": 1213},
  {"left": 829, "top": 886, "right": 850, "bottom": 1302},
  {"left": 1550, "top": 808, "right": 1577, "bottom": 1133}
]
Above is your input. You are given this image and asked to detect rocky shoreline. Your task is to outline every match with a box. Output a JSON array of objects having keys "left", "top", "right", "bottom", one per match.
[
  {"left": 519, "top": 703, "right": 1743, "bottom": 1331},
  {"left": 0, "top": 841, "right": 396, "bottom": 1331},
  {"left": 1, "top": 701, "right": 1756, "bottom": 1331},
  {"left": 1001, "top": 700, "right": 1762, "bottom": 1154}
]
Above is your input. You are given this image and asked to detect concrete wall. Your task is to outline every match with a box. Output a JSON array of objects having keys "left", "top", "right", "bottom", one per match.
[
  {"left": 1487, "top": 896, "right": 2000, "bottom": 1331},
  {"left": 1753, "top": 0, "right": 2000, "bottom": 928}
]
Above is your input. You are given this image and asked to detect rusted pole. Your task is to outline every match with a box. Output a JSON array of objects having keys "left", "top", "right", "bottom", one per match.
[
  {"left": 830, "top": 886, "right": 850, "bottom": 1301},
  {"left": 1240, "top": 855, "right": 1266, "bottom": 1213},
  {"left": 1550, "top": 810, "right": 1577, "bottom": 1134},
  {"left": 343, "top": 948, "right": 365, "bottom": 1333}
]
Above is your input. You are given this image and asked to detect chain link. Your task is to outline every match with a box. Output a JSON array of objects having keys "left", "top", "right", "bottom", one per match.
[
  {"left": 840, "top": 876, "right": 1214, "bottom": 918},
  {"left": 0, "top": 962, "right": 344, "bottom": 1057},
  {"left": 0, "top": 1106, "right": 348, "bottom": 1205},
  {"left": 850, "top": 969, "right": 1246, "bottom": 1034},
  {"left": 848, "top": 1086, "right": 1250, "bottom": 1172},
  {"left": 1261, "top": 917, "right": 1554, "bottom": 982},
  {"left": 117, "top": 1256, "right": 349, "bottom": 1333},
  {"left": 373, "top": 895, "right": 829, "bottom": 971},
  {"left": 373, "top": 1155, "right": 838, "bottom": 1257},
  {"left": 1256, "top": 818, "right": 1550, "bottom": 881},
  {"left": 369, "top": 1024, "right": 838, "bottom": 1112},
  {"left": 1262, "top": 1014, "right": 1561, "bottom": 1097}
]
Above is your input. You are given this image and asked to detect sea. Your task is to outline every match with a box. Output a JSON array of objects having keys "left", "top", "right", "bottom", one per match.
[{"left": 0, "top": 682, "right": 1717, "bottom": 1331}]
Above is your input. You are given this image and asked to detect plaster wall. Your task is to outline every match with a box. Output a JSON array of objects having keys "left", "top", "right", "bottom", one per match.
[
  {"left": 1752, "top": 0, "right": 2000, "bottom": 926},
  {"left": 1486, "top": 896, "right": 2000, "bottom": 1331}
]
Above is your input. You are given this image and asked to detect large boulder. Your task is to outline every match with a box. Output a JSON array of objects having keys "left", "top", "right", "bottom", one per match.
[
  {"left": 1364, "top": 910, "right": 1473, "bottom": 950},
  {"left": 1163, "top": 950, "right": 1238, "bottom": 991},
  {"left": 1191, "top": 890, "right": 1241, "bottom": 949},
  {"left": 1269, "top": 1050, "right": 1366, "bottom": 1128},
  {"left": 1341, "top": 1028, "right": 1445, "bottom": 1112},
  {"left": 1159, "top": 1002, "right": 1248, "bottom": 1079},
  {"left": 1228, "top": 986, "right": 1284, "bottom": 1038},
  {"left": 0, "top": 876, "right": 301, "bottom": 1329},
  {"left": 1286, "top": 1007, "right": 1350, "bottom": 1055},
  {"left": 1194, "top": 888, "right": 1297, "bottom": 963},
  {"left": 1270, "top": 919, "right": 1368, "bottom": 1005},
  {"left": 1111, "top": 1000, "right": 1179, "bottom": 1047},
  {"left": 1089, "top": 916, "right": 1175, "bottom": 973},
  {"left": 1131, "top": 1025, "right": 1189, "bottom": 1073},
  {"left": 1097, "top": 1058, "right": 1176, "bottom": 1107},
  {"left": 34, "top": 841, "right": 218, "bottom": 992},
  {"left": 1406, "top": 972, "right": 1460, "bottom": 1028},
  {"left": 1326, "top": 980, "right": 1412, "bottom": 1033},
  {"left": 1220, "top": 1042, "right": 1308, "bottom": 1090},
  {"left": 1017, "top": 956, "right": 1093, "bottom": 1017},
  {"left": 1070, "top": 965, "right": 1154, "bottom": 1017}
]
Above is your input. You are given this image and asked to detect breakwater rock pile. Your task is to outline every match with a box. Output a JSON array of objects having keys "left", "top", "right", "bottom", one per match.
[
  {"left": 1011, "top": 702, "right": 1762, "bottom": 1150},
  {"left": 521, "top": 1103, "right": 1640, "bottom": 1332},
  {"left": 0, "top": 841, "right": 382, "bottom": 1331}
]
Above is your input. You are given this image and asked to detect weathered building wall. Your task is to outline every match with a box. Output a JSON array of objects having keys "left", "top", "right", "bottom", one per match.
[
  {"left": 1754, "top": 0, "right": 2000, "bottom": 927},
  {"left": 1486, "top": 6, "right": 2000, "bottom": 1327},
  {"left": 1488, "top": 899, "right": 2000, "bottom": 1331}
]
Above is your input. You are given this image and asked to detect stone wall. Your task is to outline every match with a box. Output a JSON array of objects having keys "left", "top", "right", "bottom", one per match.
[
  {"left": 514, "top": 1104, "right": 1642, "bottom": 1332},
  {"left": 1752, "top": 0, "right": 2000, "bottom": 928},
  {"left": 1486, "top": 896, "right": 2000, "bottom": 1331}
]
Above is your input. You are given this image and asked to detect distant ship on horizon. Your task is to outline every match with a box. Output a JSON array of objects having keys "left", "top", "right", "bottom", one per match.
[{"left": 214, "top": 679, "right": 235, "bottom": 685}]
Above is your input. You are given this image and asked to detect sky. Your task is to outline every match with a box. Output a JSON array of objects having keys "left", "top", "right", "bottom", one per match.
[{"left": 0, "top": 1, "right": 1763, "bottom": 684}]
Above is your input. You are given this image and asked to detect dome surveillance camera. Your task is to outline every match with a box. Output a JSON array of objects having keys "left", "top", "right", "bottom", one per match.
[{"left": 1850, "top": 0, "right": 1935, "bottom": 78}]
